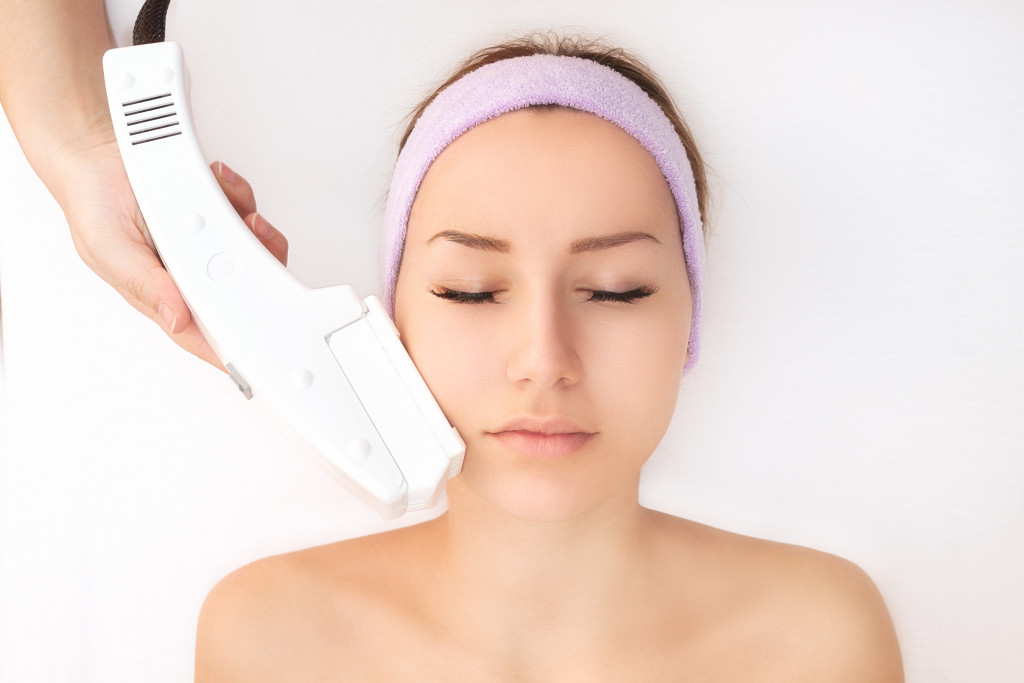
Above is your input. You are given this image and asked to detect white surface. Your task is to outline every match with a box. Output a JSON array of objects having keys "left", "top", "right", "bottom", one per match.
[{"left": 1, "top": 1, "right": 1022, "bottom": 681}]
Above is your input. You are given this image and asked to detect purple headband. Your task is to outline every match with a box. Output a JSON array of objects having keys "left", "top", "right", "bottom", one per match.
[{"left": 380, "top": 53, "right": 706, "bottom": 371}]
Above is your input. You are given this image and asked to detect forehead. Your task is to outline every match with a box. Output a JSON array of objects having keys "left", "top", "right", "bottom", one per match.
[{"left": 407, "top": 107, "right": 680, "bottom": 247}]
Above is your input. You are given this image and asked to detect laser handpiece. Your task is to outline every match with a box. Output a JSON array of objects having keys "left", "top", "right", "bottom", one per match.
[{"left": 102, "top": 42, "right": 464, "bottom": 518}]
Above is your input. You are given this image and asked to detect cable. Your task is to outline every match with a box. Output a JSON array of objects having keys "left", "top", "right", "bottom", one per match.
[{"left": 132, "top": 0, "right": 172, "bottom": 46}]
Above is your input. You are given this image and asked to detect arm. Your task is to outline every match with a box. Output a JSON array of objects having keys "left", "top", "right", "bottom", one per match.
[
  {"left": 0, "top": 0, "right": 112, "bottom": 189},
  {"left": 0, "top": 1, "right": 287, "bottom": 370}
]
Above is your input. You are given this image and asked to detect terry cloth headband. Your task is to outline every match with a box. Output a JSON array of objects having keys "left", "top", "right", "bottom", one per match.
[{"left": 380, "top": 53, "right": 706, "bottom": 371}]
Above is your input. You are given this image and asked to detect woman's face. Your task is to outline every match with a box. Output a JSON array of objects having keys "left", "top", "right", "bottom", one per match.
[{"left": 394, "top": 108, "right": 692, "bottom": 520}]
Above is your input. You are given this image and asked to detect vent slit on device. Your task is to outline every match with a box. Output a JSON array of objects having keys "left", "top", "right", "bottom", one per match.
[
  {"left": 121, "top": 92, "right": 180, "bottom": 145},
  {"left": 125, "top": 102, "right": 173, "bottom": 116},
  {"left": 121, "top": 92, "right": 173, "bottom": 106},
  {"left": 131, "top": 131, "right": 182, "bottom": 145},
  {"left": 128, "top": 112, "right": 176, "bottom": 126},
  {"left": 129, "top": 122, "right": 180, "bottom": 136}
]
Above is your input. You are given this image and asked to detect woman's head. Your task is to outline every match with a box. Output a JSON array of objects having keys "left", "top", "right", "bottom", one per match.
[
  {"left": 381, "top": 33, "right": 707, "bottom": 518},
  {"left": 382, "top": 33, "right": 707, "bottom": 370}
]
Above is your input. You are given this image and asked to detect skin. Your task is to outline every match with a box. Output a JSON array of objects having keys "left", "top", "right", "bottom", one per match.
[{"left": 195, "top": 109, "right": 903, "bottom": 681}]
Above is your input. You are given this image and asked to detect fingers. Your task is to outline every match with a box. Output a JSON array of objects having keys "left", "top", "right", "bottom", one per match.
[
  {"left": 212, "top": 161, "right": 257, "bottom": 218},
  {"left": 74, "top": 206, "right": 227, "bottom": 372},
  {"left": 120, "top": 257, "right": 226, "bottom": 372},
  {"left": 98, "top": 239, "right": 227, "bottom": 371},
  {"left": 210, "top": 161, "right": 289, "bottom": 267},
  {"left": 172, "top": 319, "right": 228, "bottom": 373},
  {"left": 73, "top": 208, "right": 193, "bottom": 336},
  {"left": 129, "top": 162, "right": 284, "bottom": 368},
  {"left": 244, "top": 212, "right": 289, "bottom": 267},
  {"left": 61, "top": 146, "right": 229, "bottom": 373}
]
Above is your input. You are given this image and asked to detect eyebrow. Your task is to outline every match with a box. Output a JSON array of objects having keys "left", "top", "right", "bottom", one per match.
[
  {"left": 569, "top": 231, "right": 662, "bottom": 254},
  {"left": 425, "top": 230, "right": 511, "bottom": 252},
  {"left": 425, "top": 229, "right": 661, "bottom": 254}
]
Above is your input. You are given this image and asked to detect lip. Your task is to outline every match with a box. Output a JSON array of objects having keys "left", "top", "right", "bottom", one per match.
[
  {"left": 488, "top": 416, "right": 596, "bottom": 460},
  {"left": 491, "top": 416, "right": 594, "bottom": 435},
  {"left": 490, "top": 431, "right": 595, "bottom": 460}
]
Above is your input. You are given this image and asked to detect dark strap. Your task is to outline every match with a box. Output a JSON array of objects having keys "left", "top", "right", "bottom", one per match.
[{"left": 132, "top": 0, "right": 172, "bottom": 45}]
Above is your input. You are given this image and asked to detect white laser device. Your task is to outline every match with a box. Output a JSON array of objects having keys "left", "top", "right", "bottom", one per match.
[{"left": 102, "top": 42, "right": 464, "bottom": 518}]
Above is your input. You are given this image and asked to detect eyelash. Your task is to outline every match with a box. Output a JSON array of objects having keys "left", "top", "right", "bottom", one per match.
[{"left": 428, "top": 286, "right": 659, "bottom": 305}]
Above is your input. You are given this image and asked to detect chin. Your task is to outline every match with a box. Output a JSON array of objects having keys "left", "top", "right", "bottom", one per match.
[{"left": 446, "top": 449, "right": 639, "bottom": 522}]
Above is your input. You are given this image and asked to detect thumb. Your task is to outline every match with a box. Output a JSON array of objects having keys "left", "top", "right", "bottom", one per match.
[
  {"left": 94, "top": 235, "right": 194, "bottom": 335},
  {"left": 107, "top": 240, "right": 228, "bottom": 372},
  {"left": 103, "top": 241, "right": 225, "bottom": 372}
]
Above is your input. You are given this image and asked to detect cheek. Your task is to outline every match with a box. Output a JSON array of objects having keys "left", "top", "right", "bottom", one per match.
[
  {"left": 396, "top": 302, "right": 500, "bottom": 432},
  {"left": 595, "top": 316, "right": 685, "bottom": 427},
  {"left": 584, "top": 293, "right": 688, "bottom": 457}
]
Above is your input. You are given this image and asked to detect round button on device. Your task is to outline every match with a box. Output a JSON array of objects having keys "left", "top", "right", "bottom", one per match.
[
  {"left": 206, "top": 252, "right": 237, "bottom": 282},
  {"left": 116, "top": 72, "right": 136, "bottom": 91},
  {"left": 349, "top": 438, "right": 373, "bottom": 461}
]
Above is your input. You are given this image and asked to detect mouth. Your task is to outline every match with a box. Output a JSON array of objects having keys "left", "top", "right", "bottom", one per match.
[
  {"left": 486, "top": 416, "right": 596, "bottom": 459},
  {"left": 488, "top": 430, "right": 595, "bottom": 460}
]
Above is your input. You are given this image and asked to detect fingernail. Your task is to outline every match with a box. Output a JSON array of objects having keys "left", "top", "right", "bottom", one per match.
[
  {"left": 218, "top": 161, "right": 238, "bottom": 183},
  {"left": 158, "top": 303, "right": 177, "bottom": 334},
  {"left": 253, "top": 212, "right": 273, "bottom": 239}
]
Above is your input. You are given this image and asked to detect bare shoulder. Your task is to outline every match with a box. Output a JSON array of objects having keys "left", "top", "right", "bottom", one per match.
[
  {"left": 194, "top": 543, "right": 350, "bottom": 682},
  {"left": 648, "top": 511, "right": 904, "bottom": 682},
  {"left": 751, "top": 534, "right": 904, "bottom": 682},
  {"left": 194, "top": 524, "right": 429, "bottom": 682}
]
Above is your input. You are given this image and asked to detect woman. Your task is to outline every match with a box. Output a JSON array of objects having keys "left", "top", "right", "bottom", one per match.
[{"left": 194, "top": 34, "right": 903, "bottom": 681}]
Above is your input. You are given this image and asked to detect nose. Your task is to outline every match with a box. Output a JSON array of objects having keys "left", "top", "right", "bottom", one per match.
[{"left": 505, "top": 291, "right": 584, "bottom": 389}]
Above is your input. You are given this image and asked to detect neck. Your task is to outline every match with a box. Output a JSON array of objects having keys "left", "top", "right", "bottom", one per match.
[{"left": 418, "top": 477, "right": 657, "bottom": 665}]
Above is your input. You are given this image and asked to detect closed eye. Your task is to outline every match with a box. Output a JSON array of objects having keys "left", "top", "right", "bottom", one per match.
[
  {"left": 586, "top": 287, "right": 658, "bottom": 303},
  {"left": 428, "top": 286, "right": 658, "bottom": 304},
  {"left": 429, "top": 287, "right": 498, "bottom": 304}
]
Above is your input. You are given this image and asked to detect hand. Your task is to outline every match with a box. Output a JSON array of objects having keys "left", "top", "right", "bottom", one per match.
[{"left": 56, "top": 135, "right": 288, "bottom": 373}]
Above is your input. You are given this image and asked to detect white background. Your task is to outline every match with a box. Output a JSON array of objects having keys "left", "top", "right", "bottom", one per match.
[{"left": 1, "top": 1, "right": 1022, "bottom": 681}]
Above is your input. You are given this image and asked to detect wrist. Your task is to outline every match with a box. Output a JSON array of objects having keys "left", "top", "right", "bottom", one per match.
[{"left": 32, "top": 106, "right": 120, "bottom": 211}]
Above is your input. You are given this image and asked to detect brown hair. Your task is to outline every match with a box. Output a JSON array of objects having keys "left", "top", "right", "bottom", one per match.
[{"left": 397, "top": 31, "right": 709, "bottom": 231}]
